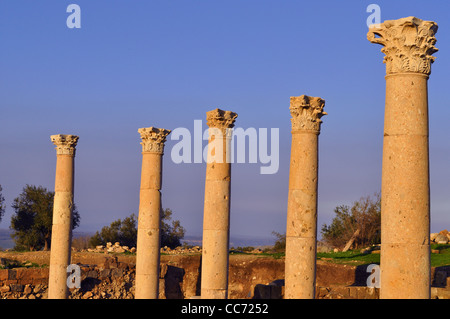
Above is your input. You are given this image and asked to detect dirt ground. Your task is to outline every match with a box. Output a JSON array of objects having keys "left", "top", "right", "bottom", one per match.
[{"left": 0, "top": 250, "right": 278, "bottom": 266}]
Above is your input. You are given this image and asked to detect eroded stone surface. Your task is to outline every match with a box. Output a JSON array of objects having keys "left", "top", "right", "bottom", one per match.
[
  {"left": 48, "top": 134, "right": 79, "bottom": 299},
  {"left": 138, "top": 127, "right": 171, "bottom": 154},
  {"left": 368, "top": 16, "right": 438, "bottom": 299},
  {"left": 367, "top": 16, "right": 438, "bottom": 75},
  {"left": 50, "top": 134, "right": 79, "bottom": 156},
  {"left": 289, "top": 95, "right": 326, "bottom": 133},
  {"left": 135, "top": 127, "right": 170, "bottom": 299},
  {"left": 201, "top": 109, "right": 237, "bottom": 299},
  {"left": 285, "top": 95, "right": 325, "bottom": 299}
]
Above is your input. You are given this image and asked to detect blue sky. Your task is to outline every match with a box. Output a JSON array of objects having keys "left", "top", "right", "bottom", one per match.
[{"left": 0, "top": 1, "right": 449, "bottom": 242}]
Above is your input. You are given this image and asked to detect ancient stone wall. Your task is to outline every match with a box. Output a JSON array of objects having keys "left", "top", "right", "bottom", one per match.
[{"left": 1, "top": 255, "right": 449, "bottom": 299}]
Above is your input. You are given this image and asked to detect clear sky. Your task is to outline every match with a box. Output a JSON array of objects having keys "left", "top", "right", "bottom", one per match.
[{"left": 0, "top": 1, "right": 449, "bottom": 242}]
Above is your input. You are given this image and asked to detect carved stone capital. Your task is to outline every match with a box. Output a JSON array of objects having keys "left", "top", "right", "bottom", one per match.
[
  {"left": 290, "top": 95, "right": 326, "bottom": 132},
  {"left": 367, "top": 16, "right": 438, "bottom": 75},
  {"left": 50, "top": 134, "right": 79, "bottom": 156},
  {"left": 138, "top": 127, "right": 171, "bottom": 154},
  {"left": 206, "top": 109, "right": 238, "bottom": 134}
]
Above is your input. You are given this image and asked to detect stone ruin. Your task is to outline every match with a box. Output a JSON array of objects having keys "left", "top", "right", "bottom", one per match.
[{"left": 44, "top": 16, "right": 441, "bottom": 299}]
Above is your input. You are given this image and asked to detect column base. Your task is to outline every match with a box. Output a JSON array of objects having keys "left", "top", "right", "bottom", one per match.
[
  {"left": 284, "top": 237, "right": 316, "bottom": 299},
  {"left": 135, "top": 274, "right": 159, "bottom": 299},
  {"left": 201, "top": 288, "right": 227, "bottom": 299}
]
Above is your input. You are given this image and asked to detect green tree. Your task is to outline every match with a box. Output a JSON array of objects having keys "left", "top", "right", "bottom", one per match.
[
  {"left": 321, "top": 193, "right": 381, "bottom": 249},
  {"left": 0, "top": 185, "right": 5, "bottom": 224},
  {"left": 10, "top": 185, "right": 80, "bottom": 251},
  {"left": 161, "top": 208, "right": 185, "bottom": 249},
  {"left": 89, "top": 208, "right": 185, "bottom": 249},
  {"left": 271, "top": 231, "right": 286, "bottom": 252},
  {"left": 89, "top": 214, "right": 138, "bottom": 248}
]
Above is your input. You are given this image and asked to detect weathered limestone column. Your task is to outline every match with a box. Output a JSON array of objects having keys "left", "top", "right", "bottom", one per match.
[
  {"left": 201, "top": 108, "right": 238, "bottom": 299},
  {"left": 48, "top": 134, "right": 79, "bottom": 299},
  {"left": 285, "top": 95, "right": 326, "bottom": 299},
  {"left": 135, "top": 127, "right": 171, "bottom": 299},
  {"left": 368, "top": 17, "right": 438, "bottom": 299}
]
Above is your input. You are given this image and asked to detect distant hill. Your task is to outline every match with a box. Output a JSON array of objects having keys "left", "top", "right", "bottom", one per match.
[
  {"left": 0, "top": 229, "right": 14, "bottom": 250},
  {"left": 0, "top": 230, "right": 97, "bottom": 250},
  {"left": 0, "top": 229, "right": 275, "bottom": 250},
  {"left": 182, "top": 234, "right": 275, "bottom": 249}
]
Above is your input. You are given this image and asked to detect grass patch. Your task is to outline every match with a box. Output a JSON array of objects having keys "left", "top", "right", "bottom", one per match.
[
  {"left": 317, "top": 250, "right": 380, "bottom": 265},
  {"left": 316, "top": 244, "right": 450, "bottom": 267},
  {"left": 431, "top": 244, "right": 450, "bottom": 267},
  {"left": 262, "top": 252, "right": 285, "bottom": 259},
  {"left": 0, "top": 259, "right": 44, "bottom": 269}
]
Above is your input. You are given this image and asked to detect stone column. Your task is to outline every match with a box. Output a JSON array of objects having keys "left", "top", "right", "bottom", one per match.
[
  {"left": 368, "top": 17, "right": 438, "bottom": 299},
  {"left": 48, "top": 134, "right": 79, "bottom": 299},
  {"left": 135, "top": 127, "right": 171, "bottom": 299},
  {"left": 285, "top": 95, "right": 326, "bottom": 299},
  {"left": 201, "top": 108, "right": 238, "bottom": 299}
]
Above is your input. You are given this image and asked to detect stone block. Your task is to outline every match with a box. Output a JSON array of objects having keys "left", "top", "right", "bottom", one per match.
[
  {"left": 269, "top": 285, "right": 283, "bottom": 299},
  {"left": 0, "top": 269, "right": 8, "bottom": 282},
  {"left": 99, "top": 269, "right": 111, "bottom": 278},
  {"left": 7, "top": 269, "right": 17, "bottom": 281},
  {"left": 434, "top": 271, "right": 447, "bottom": 287},
  {"left": 431, "top": 287, "right": 450, "bottom": 299},
  {"left": 253, "top": 284, "right": 271, "bottom": 299},
  {"left": 85, "top": 270, "right": 98, "bottom": 279},
  {"left": 118, "top": 262, "right": 128, "bottom": 270},
  {"left": 32, "top": 268, "right": 49, "bottom": 285},
  {"left": 352, "top": 287, "right": 379, "bottom": 299},
  {"left": 10, "top": 284, "right": 24, "bottom": 292},
  {"left": 0, "top": 285, "right": 11, "bottom": 293},
  {"left": 15, "top": 268, "right": 35, "bottom": 283},
  {"left": 110, "top": 268, "right": 123, "bottom": 278},
  {"left": 316, "top": 286, "right": 330, "bottom": 298},
  {"left": 435, "top": 234, "right": 449, "bottom": 244},
  {"left": 24, "top": 284, "right": 33, "bottom": 294},
  {"left": 331, "top": 286, "right": 350, "bottom": 298},
  {"left": 160, "top": 263, "right": 168, "bottom": 279}
]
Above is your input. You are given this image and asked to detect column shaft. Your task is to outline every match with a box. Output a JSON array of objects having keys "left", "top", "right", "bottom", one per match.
[
  {"left": 285, "top": 132, "right": 319, "bottom": 299},
  {"left": 48, "top": 135, "right": 78, "bottom": 299},
  {"left": 201, "top": 109, "right": 237, "bottom": 299},
  {"left": 135, "top": 153, "right": 163, "bottom": 299},
  {"left": 135, "top": 127, "right": 170, "bottom": 299},
  {"left": 202, "top": 139, "right": 231, "bottom": 299},
  {"left": 285, "top": 95, "right": 325, "bottom": 299},
  {"left": 368, "top": 16, "right": 438, "bottom": 299},
  {"left": 381, "top": 73, "right": 430, "bottom": 299}
]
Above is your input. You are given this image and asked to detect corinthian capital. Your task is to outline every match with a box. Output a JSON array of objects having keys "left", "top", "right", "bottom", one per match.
[
  {"left": 290, "top": 95, "right": 326, "bottom": 132},
  {"left": 51, "top": 134, "right": 79, "bottom": 156},
  {"left": 138, "top": 127, "right": 171, "bottom": 154},
  {"left": 206, "top": 109, "right": 238, "bottom": 130},
  {"left": 367, "top": 16, "right": 438, "bottom": 75}
]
